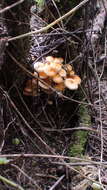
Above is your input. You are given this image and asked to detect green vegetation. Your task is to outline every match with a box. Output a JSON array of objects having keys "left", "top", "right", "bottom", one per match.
[
  {"left": 79, "top": 105, "right": 91, "bottom": 126},
  {"left": 34, "top": 0, "right": 45, "bottom": 9},
  {"left": 69, "top": 130, "right": 88, "bottom": 157},
  {"left": 69, "top": 105, "right": 91, "bottom": 157},
  {"left": 0, "top": 158, "right": 10, "bottom": 165},
  {"left": 12, "top": 138, "right": 20, "bottom": 145}
]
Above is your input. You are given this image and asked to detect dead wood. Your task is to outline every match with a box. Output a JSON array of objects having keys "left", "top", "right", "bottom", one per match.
[{"left": 86, "top": 0, "right": 107, "bottom": 47}]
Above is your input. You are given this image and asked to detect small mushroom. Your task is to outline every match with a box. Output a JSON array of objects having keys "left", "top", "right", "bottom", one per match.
[
  {"left": 52, "top": 74, "right": 63, "bottom": 84},
  {"left": 38, "top": 71, "right": 48, "bottom": 79},
  {"left": 53, "top": 57, "right": 64, "bottom": 64},
  {"left": 54, "top": 82, "right": 65, "bottom": 91},
  {"left": 64, "top": 64, "right": 73, "bottom": 72},
  {"left": 69, "top": 70, "right": 75, "bottom": 76},
  {"left": 44, "top": 65, "right": 57, "bottom": 77},
  {"left": 46, "top": 56, "right": 54, "bottom": 63},
  {"left": 64, "top": 78, "right": 78, "bottom": 90},
  {"left": 39, "top": 81, "right": 49, "bottom": 89},
  {"left": 39, "top": 78, "right": 51, "bottom": 89},
  {"left": 23, "top": 79, "right": 32, "bottom": 92},
  {"left": 34, "top": 63, "right": 48, "bottom": 79},
  {"left": 50, "top": 62, "right": 62, "bottom": 72},
  {"left": 23, "top": 79, "right": 37, "bottom": 96},
  {"left": 34, "top": 62, "right": 45, "bottom": 72},
  {"left": 59, "top": 68, "right": 67, "bottom": 78},
  {"left": 32, "top": 78, "right": 38, "bottom": 85},
  {"left": 70, "top": 75, "right": 81, "bottom": 84}
]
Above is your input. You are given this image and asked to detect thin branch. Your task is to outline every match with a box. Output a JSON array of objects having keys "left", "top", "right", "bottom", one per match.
[
  {"left": 0, "top": 0, "right": 24, "bottom": 14},
  {"left": 0, "top": 153, "right": 106, "bottom": 166},
  {"left": 49, "top": 175, "right": 65, "bottom": 190},
  {"left": 43, "top": 127, "right": 99, "bottom": 134}
]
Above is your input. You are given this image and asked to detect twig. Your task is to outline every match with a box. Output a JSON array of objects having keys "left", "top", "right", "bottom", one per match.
[
  {"left": 43, "top": 127, "right": 99, "bottom": 134},
  {"left": 0, "top": 153, "right": 106, "bottom": 166},
  {"left": 0, "top": 0, "right": 24, "bottom": 14},
  {"left": 52, "top": 161, "right": 106, "bottom": 167},
  {"left": 0, "top": 175, "right": 24, "bottom": 190},
  {"left": 49, "top": 175, "right": 65, "bottom": 190},
  {"left": 8, "top": 0, "right": 89, "bottom": 42}
]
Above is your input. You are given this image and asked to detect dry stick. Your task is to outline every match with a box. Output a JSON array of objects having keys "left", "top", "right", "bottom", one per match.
[
  {"left": 52, "top": 162, "right": 104, "bottom": 167},
  {"left": 43, "top": 127, "right": 99, "bottom": 134},
  {"left": 0, "top": 153, "right": 106, "bottom": 166},
  {"left": 7, "top": 51, "right": 93, "bottom": 106},
  {"left": 8, "top": 0, "right": 89, "bottom": 42},
  {"left": 49, "top": 175, "right": 65, "bottom": 190},
  {"left": 0, "top": 0, "right": 24, "bottom": 14},
  {"left": 0, "top": 175, "right": 24, "bottom": 190}
]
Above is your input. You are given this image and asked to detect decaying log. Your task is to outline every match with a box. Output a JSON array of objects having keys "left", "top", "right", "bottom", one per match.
[{"left": 86, "top": 0, "right": 107, "bottom": 47}]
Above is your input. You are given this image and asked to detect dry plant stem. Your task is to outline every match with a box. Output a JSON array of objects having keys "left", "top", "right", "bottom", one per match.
[
  {"left": 11, "top": 164, "right": 42, "bottom": 190},
  {"left": 49, "top": 175, "right": 65, "bottom": 190},
  {"left": 0, "top": 154, "right": 106, "bottom": 166},
  {"left": 0, "top": 0, "right": 24, "bottom": 14},
  {"left": 0, "top": 175, "right": 24, "bottom": 190},
  {"left": 52, "top": 162, "right": 103, "bottom": 167},
  {"left": 43, "top": 127, "right": 99, "bottom": 134},
  {"left": 8, "top": 0, "right": 89, "bottom": 42}
]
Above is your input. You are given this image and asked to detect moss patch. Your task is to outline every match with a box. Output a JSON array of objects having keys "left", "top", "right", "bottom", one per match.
[
  {"left": 69, "top": 105, "right": 91, "bottom": 157},
  {"left": 69, "top": 130, "right": 88, "bottom": 157}
]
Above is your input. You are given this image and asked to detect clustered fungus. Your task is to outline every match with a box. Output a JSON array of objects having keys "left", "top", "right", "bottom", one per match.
[{"left": 23, "top": 56, "right": 81, "bottom": 96}]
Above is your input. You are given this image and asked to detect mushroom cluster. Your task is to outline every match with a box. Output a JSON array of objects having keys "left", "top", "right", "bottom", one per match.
[{"left": 23, "top": 56, "right": 81, "bottom": 95}]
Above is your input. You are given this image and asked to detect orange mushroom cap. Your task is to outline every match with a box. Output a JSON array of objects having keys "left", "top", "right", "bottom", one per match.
[
  {"left": 69, "top": 70, "right": 75, "bottom": 76},
  {"left": 59, "top": 68, "right": 67, "bottom": 78},
  {"left": 52, "top": 74, "right": 63, "bottom": 84},
  {"left": 39, "top": 78, "right": 51, "bottom": 89},
  {"left": 70, "top": 75, "right": 81, "bottom": 84},
  {"left": 44, "top": 65, "right": 57, "bottom": 77},
  {"left": 34, "top": 62, "right": 45, "bottom": 72},
  {"left": 50, "top": 62, "right": 62, "bottom": 72},
  {"left": 46, "top": 56, "right": 54, "bottom": 63},
  {"left": 38, "top": 71, "right": 48, "bottom": 79},
  {"left": 64, "top": 64, "right": 73, "bottom": 72},
  {"left": 54, "top": 82, "right": 65, "bottom": 91},
  {"left": 64, "top": 78, "right": 78, "bottom": 90},
  {"left": 53, "top": 57, "right": 64, "bottom": 64}
]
